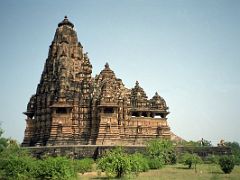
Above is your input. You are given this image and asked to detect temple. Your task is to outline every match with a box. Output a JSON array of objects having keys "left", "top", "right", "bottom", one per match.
[{"left": 22, "top": 17, "right": 171, "bottom": 146}]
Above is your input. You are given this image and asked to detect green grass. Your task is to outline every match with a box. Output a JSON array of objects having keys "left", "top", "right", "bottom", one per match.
[{"left": 78, "top": 164, "right": 240, "bottom": 179}]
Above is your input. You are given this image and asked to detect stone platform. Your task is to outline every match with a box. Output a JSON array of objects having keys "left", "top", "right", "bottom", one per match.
[{"left": 23, "top": 145, "right": 231, "bottom": 159}]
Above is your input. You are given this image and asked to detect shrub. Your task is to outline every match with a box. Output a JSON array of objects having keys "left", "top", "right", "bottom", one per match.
[
  {"left": 219, "top": 156, "right": 235, "bottom": 174},
  {"left": 0, "top": 153, "right": 36, "bottom": 179},
  {"left": 74, "top": 158, "right": 94, "bottom": 174},
  {"left": 0, "top": 143, "right": 36, "bottom": 179},
  {"left": 180, "top": 153, "right": 202, "bottom": 171},
  {"left": 147, "top": 156, "right": 164, "bottom": 169},
  {"left": 129, "top": 153, "right": 149, "bottom": 175},
  {"left": 97, "top": 147, "right": 131, "bottom": 178},
  {"left": 34, "top": 156, "right": 75, "bottom": 179},
  {"left": 146, "top": 139, "right": 175, "bottom": 165},
  {"left": 168, "top": 151, "right": 177, "bottom": 164},
  {"left": 204, "top": 155, "right": 219, "bottom": 164},
  {"left": 225, "top": 142, "right": 240, "bottom": 165}
]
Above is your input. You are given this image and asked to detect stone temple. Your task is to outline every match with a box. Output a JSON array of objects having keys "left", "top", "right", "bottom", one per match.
[{"left": 22, "top": 17, "right": 171, "bottom": 147}]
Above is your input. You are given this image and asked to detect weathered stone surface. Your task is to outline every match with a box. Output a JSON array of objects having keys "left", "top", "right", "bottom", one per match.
[
  {"left": 22, "top": 17, "right": 171, "bottom": 147},
  {"left": 24, "top": 145, "right": 231, "bottom": 159}
]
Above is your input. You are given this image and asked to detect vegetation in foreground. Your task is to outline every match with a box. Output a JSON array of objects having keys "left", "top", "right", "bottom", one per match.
[
  {"left": 79, "top": 164, "right": 240, "bottom": 180},
  {"left": 1, "top": 124, "right": 240, "bottom": 179}
]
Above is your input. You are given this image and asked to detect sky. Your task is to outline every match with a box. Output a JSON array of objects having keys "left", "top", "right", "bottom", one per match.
[{"left": 0, "top": 0, "right": 240, "bottom": 145}]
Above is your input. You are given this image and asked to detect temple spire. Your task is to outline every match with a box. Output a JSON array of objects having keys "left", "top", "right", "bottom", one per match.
[{"left": 58, "top": 16, "right": 74, "bottom": 28}]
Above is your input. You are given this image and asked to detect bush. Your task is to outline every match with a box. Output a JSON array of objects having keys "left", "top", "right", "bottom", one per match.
[
  {"left": 225, "top": 142, "right": 240, "bottom": 165},
  {"left": 219, "top": 156, "right": 235, "bottom": 174},
  {"left": 0, "top": 152, "right": 36, "bottom": 179},
  {"left": 204, "top": 155, "right": 219, "bottom": 164},
  {"left": 146, "top": 139, "right": 175, "bottom": 165},
  {"left": 180, "top": 153, "right": 202, "bottom": 171},
  {"left": 74, "top": 158, "right": 94, "bottom": 174},
  {"left": 97, "top": 147, "right": 131, "bottom": 178},
  {"left": 34, "top": 156, "right": 75, "bottom": 179},
  {"left": 147, "top": 156, "right": 164, "bottom": 169},
  {"left": 0, "top": 143, "right": 36, "bottom": 179},
  {"left": 168, "top": 151, "right": 177, "bottom": 164},
  {"left": 129, "top": 153, "right": 149, "bottom": 175}
]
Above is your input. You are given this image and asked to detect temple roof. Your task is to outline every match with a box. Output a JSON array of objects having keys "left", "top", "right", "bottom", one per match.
[
  {"left": 98, "top": 62, "right": 115, "bottom": 79},
  {"left": 131, "top": 81, "right": 148, "bottom": 99},
  {"left": 58, "top": 16, "right": 74, "bottom": 28}
]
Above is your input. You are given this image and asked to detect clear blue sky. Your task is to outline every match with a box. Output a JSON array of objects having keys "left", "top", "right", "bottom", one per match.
[{"left": 0, "top": 0, "right": 240, "bottom": 145}]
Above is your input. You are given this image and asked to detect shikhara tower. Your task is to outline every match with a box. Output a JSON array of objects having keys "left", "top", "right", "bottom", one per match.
[{"left": 22, "top": 17, "right": 171, "bottom": 146}]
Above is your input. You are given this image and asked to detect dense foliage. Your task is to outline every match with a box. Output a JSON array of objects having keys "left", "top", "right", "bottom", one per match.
[
  {"left": 1, "top": 125, "right": 239, "bottom": 178},
  {"left": 97, "top": 147, "right": 131, "bottom": 178},
  {"left": 0, "top": 143, "right": 36, "bottom": 179},
  {"left": 0, "top": 145, "right": 95, "bottom": 180},
  {"left": 34, "top": 156, "right": 76, "bottom": 179},
  {"left": 225, "top": 141, "right": 240, "bottom": 165},
  {"left": 178, "top": 139, "right": 212, "bottom": 147},
  {"left": 0, "top": 130, "right": 94, "bottom": 180},
  {"left": 219, "top": 155, "right": 235, "bottom": 174},
  {"left": 146, "top": 139, "right": 176, "bottom": 166},
  {"left": 97, "top": 147, "right": 151, "bottom": 178},
  {"left": 129, "top": 153, "right": 149, "bottom": 175},
  {"left": 204, "top": 154, "right": 220, "bottom": 164},
  {"left": 179, "top": 152, "right": 202, "bottom": 172},
  {"left": 0, "top": 124, "right": 8, "bottom": 152},
  {"left": 147, "top": 156, "right": 164, "bottom": 169},
  {"left": 74, "top": 158, "right": 94, "bottom": 174}
]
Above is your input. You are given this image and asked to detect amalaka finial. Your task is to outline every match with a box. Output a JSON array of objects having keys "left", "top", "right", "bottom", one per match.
[
  {"left": 155, "top": 92, "right": 159, "bottom": 96},
  {"left": 105, "top": 62, "right": 109, "bottom": 69},
  {"left": 58, "top": 16, "right": 74, "bottom": 28},
  {"left": 136, "top": 81, "right": 139, "bottom": 86}
]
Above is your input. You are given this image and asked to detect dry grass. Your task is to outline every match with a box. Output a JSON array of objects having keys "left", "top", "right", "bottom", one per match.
[{"left": 78, "top": 164, "right": 240, "bottom": 179}]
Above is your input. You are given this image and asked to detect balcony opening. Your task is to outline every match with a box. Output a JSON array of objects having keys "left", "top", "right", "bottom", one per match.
[
  {"left": 142, "top": 112, "right": 148, "bottom": 117},
  {"left": 104, "top": 107, "right": 114, "bottom": 114},
  {"left": 56, "top": 107, "right": 67, "bottom": 114},
  {"left": 131, "top": 111, "right": 138, "bottom": 117}
]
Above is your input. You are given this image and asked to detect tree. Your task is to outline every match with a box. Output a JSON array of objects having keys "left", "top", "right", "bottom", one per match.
[
  {"left": 219, "top": 156, "right": 235, "bottom": 174},
  {"left": 34, "top": 156, "right": 75, "bottom": 179},
  {"left": 0, "top": 142, "right": 37, "bottom": 179},
  {"left": 97, "top": 147, "right": 131, "bottom": 178},
  {"left": 0, "top": 123, "right": 8, "bottom": 152},
  {"left": 180, "top": 153, "right": 202, "bottom": 172},
  {"left": 129, "top": 153, "right": 149, "bottom": 175},
  {"left": 146, "top": 139, "right": 176, "bottom": 165},
  {"left": 225, "top": 141, "right": 240, "bottom": 165}
]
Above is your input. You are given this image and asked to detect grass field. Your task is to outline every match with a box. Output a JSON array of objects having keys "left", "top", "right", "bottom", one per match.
[{"left": 79, "top": 164, "right": 240, "bottom": 179}]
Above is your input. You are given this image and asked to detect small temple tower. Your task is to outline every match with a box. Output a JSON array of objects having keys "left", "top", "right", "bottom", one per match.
[{"left": 22, "top": 17, "right": 171, "bottom": 147}]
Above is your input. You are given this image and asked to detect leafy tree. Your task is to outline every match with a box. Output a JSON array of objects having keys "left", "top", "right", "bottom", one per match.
[
  {"left": 180, "top": 153, "right": 202, "bottom": 172},
  {"left": 97, "top": 147, "right": 131, "bottom": 178},
  {"left": 225, "top": 141, "right": 240, "bottom": 165},
  {"left": 34, "top": 156, "right": 75, "bottom": 180},
  {"left": 74, "top": 158, "right": 94, "bottom": 174},
  {"left": 146, "top": 139, "right": 176, "bottom": 165},
  {"left": 0, "top": 125, "right": 76, "bottom": 179},
  {"left": 147, "top": 156, "right": 164, "bottom": 169},
  {"left": 0, "top": 142, "right": 36, "bottom": 179},
  {"left": 129, "top": 153, "right": 149, "bottom": 175},
  {"left": 0, "top": 123, "right": 8, "bottom": 152},
  {"left": 219, "top": 155, "right": 235, "bottom": 174}
]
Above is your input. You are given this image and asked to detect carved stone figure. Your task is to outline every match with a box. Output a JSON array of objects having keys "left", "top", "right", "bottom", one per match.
[{"left": 22, "top": 17, "right": 171, "bottom": 146}]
